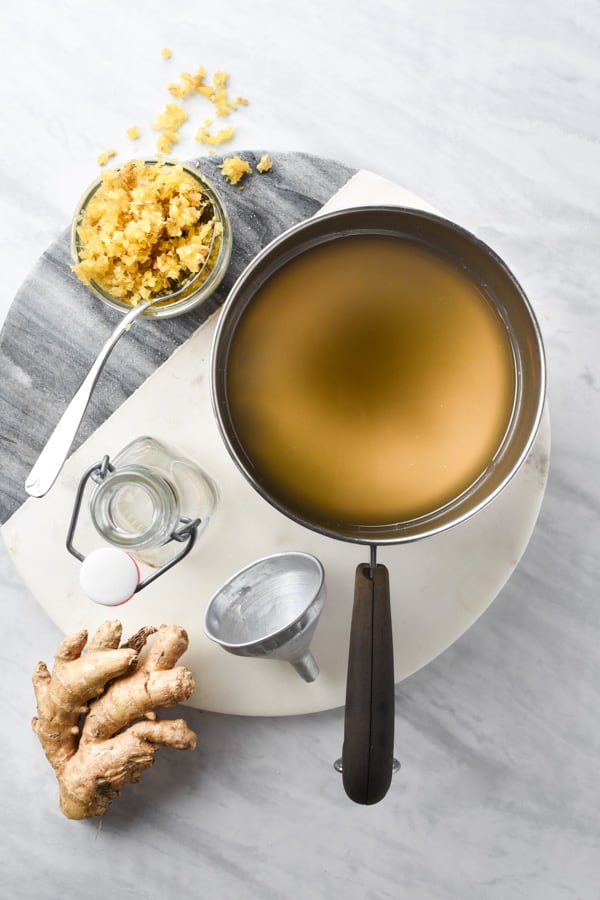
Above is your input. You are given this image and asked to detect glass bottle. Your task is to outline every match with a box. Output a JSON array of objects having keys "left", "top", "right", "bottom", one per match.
[{"left": 88, "top": 436, "right": 218, "bottom": 567}]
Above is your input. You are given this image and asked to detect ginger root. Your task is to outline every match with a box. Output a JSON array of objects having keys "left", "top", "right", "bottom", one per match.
[{"left": 32, "top": 620, "right": 197, "bottom": 819}]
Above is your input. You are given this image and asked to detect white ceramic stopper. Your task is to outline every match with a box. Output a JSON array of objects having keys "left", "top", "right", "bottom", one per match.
[{"left": 79, "top": 547, "right": 140, "bottom": 606}]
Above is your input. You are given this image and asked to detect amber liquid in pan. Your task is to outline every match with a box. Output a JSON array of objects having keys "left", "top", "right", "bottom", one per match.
[{"left": 226, "top": 234, "right": 516, "bottom": 528}]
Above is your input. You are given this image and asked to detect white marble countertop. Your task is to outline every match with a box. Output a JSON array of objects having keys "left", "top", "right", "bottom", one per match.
[{"left": 1, "top": 1, "right": 599, "bottom": 897}]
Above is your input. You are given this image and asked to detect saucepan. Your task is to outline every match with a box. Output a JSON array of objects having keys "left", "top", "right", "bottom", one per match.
[{"left": 209, "top": 206, "right": 546, "bottom": 805}]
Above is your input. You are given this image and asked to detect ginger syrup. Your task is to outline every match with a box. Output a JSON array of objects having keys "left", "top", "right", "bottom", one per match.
[{"left": 225, "top": 233, "right": 515, "bottom": 528}]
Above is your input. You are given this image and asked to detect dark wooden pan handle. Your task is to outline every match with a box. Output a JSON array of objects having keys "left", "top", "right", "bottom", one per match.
[{"left": 342, "top": 562, "right": 395, "bottom": 804}]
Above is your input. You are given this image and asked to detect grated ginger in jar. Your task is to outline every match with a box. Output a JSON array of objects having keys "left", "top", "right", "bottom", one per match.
[{"left": 72, "top": 160, "right": 221, "bottom": 304}]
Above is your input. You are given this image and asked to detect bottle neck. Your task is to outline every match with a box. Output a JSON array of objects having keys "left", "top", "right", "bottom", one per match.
[{"left": 89, "top": 465, "right": 180, "bottom": 550}]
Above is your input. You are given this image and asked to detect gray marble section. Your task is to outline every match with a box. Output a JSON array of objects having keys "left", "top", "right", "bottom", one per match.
[{"left": 0, "top": 152, "right": 355, "bottom": 523}]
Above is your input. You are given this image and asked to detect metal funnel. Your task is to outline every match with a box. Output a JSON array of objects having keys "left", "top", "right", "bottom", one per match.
[{"left": 204, "top": 552, "right": 326, "bottom": 682}]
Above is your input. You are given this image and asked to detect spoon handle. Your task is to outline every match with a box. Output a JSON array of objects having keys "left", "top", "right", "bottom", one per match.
[{"left": 25, "top": 301, "right": 151, "bottom": 498}]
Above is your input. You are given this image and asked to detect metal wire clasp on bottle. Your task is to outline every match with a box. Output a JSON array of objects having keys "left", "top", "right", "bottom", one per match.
[{"left": 66, "top": 454, "right": 202, "bottom": 601}]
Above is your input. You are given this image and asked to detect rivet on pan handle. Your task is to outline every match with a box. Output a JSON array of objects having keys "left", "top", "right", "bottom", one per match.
[{"left": 341, "top": 555, "right": 395, "bottom": 805}]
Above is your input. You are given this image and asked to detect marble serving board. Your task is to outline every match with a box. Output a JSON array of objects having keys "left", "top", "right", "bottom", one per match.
[{"left": 0, "top": 152, "right": 550, "bottom": 716}]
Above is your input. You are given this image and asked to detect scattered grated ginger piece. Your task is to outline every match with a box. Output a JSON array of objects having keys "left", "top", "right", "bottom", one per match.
[
  {"left": 126, "top": 125, "right": 140, "bottom": 140},
  {"left": 97, "top": 149, "right": 117, "bottom": 167},
  {"left": 220, "top": 155, "right": 252, "bottom": 185},
  {"left": 167, "top": 65, "right": 245, "bottom": 119},
  {"left": 212, "top": 70, "right": 229, "bottom": 89},
  {"left": 152, "top": 102, "right": 188, "bottom": 132},
  {"left": 152, "top": 102, "right": 188, "bottom": 155},
  {"left": 213, "top": 89, "right": 239, "bottom": 117},
  {"left": 167, "top": 81, "right": 188, "bottom": 100},
  {"left": 168, "top": 65, "right": 208, "bottom": 99},
  {"left": 195, "top": 125, "right": 234, "bottom": 146},
  {"left": 156, "top": 130, "right": 179, "bottom": 154},
  {"left": 161, "top": 47, "right": 172, "bottom": 59},
  {"left": 256, "top": 153, "right": 272, "bottom": 173}
]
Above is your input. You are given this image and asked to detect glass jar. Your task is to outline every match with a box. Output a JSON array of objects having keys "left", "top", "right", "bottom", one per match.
[
  {"left": 70, "top": 159, "right": 232, "bottom": 318},
  {"left": 88, "top": 436, "right": 219, "bottom": 567}
]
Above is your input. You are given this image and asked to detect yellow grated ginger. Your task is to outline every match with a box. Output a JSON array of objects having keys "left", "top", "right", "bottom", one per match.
[
  {"left": 220, "top": 155, "right": 252, "bottom": 185},
  {"left": 256, "top": 154, "right": 272, "bottom": 173},
  {"left": 94, "top": 58, "right": 249, "bottom": 164},
  {"left": 167, "top": 66, "right": 247, "bottom": 121},
  {"left": 168, "top": 65, "right": 207, "bottom": 99},
  {"left": 151, "top": 102, "right": 189, "bottom": 155},
  {"left": 152, "top": 102, "right": 188, "bottom": 132},
  {"left": 213, "top": 89, "right": 237, "bottom": 117},
  {"left": 195, "top": 125, "right": 234, "bottom": 146},
  {"left": 97, "top": 149, "right": 117, "bottom": 167},
  {"left": 212, "top": 70, "right": 229, "bottom": 89},
  {"left": 72, "top": 160, "right": 221, "bottom": 304},
  {"left": 156, "top": 130, "right": 179, "bottom": 154},
  {"left": 167, "top": 82, "right": 187, "bottom": 100}
]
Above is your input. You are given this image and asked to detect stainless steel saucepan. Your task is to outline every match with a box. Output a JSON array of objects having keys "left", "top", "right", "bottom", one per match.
[{"left": 210, "top": 206, "right": 546, "bottom": 805}]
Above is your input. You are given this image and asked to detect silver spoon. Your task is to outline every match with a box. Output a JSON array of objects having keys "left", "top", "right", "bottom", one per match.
[
  {"left": 25, "top": 298, "right": 154, "bottom": 498},
  {"left": 26, "top": 181, "right": 220, "bottom": 499}
]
